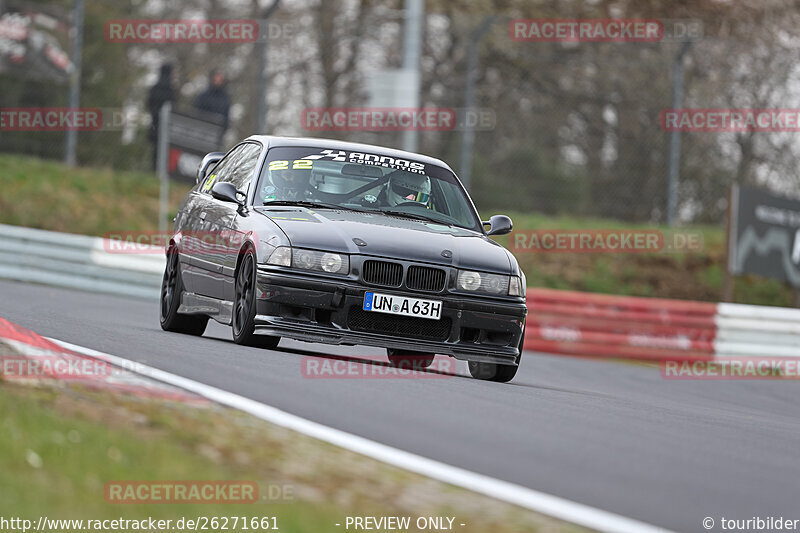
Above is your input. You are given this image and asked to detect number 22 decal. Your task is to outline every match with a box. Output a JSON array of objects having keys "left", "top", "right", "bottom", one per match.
[{"left": 268, "top": 160, "right": 313, "bottom": 171}]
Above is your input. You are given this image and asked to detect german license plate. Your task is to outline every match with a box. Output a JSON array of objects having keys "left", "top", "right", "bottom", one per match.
[{"left": 363, "top": 292, "right": 442, "bottom": 320}]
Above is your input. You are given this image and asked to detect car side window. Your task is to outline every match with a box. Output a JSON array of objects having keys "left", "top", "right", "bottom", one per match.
[
  {"left": 223, "top": 143, "right": 262, "bottom": 195},
  {"left": 200, "top": 144, "right": 249, "bottom": 195}
]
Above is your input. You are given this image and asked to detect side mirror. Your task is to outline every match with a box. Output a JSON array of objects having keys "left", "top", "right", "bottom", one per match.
[
  {"left": 197, "top": 152, "right": 225, "bottom": 184},
  {"left": 211, "top": 181, "right": 245, "bottom": 206},
  {"left": 483, "top": 215, "right": 513, "bottom": 236}
]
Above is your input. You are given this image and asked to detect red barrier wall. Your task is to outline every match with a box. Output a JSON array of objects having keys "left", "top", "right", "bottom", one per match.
[{"left": 524, "top": 288, "right": 717, "bottom": 361}]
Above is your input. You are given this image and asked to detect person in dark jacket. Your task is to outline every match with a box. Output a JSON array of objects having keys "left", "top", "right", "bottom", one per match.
[
  {"left": 193, "top": 68, "right": 231, "bottom": 142},
  {"left": 147, "top": 63, "right": 175, "bottom": 170}
]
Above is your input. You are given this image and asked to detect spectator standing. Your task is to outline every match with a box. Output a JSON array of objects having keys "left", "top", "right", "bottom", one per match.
[
  {"left": 193, "top": 68, "right": 231, "bottom": 145},
  {"left": 146, "top": 63, "right": 175, "bottom": 170}
]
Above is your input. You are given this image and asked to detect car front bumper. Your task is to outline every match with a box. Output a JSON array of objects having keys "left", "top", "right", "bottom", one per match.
[{"left": 254, "top": 268, "right": 527, "bottom": 365}]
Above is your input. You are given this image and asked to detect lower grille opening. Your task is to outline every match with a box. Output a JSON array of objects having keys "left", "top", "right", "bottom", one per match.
[
  {"left": 347, "top": 307, "right": 451, "bottom": 341},
  {"left": 279, "top": 305, "right": 313, "bottom": 321},
  {"left": 316, "top": 309, "right": 333, "bottom": 326},
  {"left": 485, "top": 331, "right": 514, "bottom": 346},
  {"left": 460, "top": 327, "right": 480, "bottom": 343}
]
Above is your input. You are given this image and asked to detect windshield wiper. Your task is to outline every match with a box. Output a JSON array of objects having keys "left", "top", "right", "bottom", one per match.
[
  {"left": 381, "top": 209, "right": 452, "bottom": 226},
  {"left": 260, "top": 200, "right": 365, "bottom": 212}
]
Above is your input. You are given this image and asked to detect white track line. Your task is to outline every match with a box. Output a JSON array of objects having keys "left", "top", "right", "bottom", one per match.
[{"left": 49, "top": 337, "right": 670, "bottom": 533}]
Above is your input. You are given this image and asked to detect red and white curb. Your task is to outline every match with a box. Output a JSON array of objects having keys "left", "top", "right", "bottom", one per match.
[{"left": 0, "top": 317, "right": 204, "bottom": 403}]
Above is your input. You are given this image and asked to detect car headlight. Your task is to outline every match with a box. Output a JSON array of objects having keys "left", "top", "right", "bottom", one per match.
[
  {"left": 320, "top": 252, "right": 344, "bottom": 273},
  {"left": 266, "top": 246, "right": 349, "bottom": 275},
  {"left": 509, "top": 275, "right": 525, "bottom": 297},
  {"left": 456, "top": 270, "right": 509, "bottom": 295},
  {"left": 457, "top": 271, "right": 482, "bottom": 291},
  {"left": 266, "top": 246, "right": 291, "bottom": 266}
]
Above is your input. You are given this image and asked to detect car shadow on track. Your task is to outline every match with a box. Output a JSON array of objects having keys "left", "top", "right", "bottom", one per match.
[
  {"left": 194, "top": 329, "right": 471, "bottom": 380},
  {"left": 173, "top": 328, "right": 570, "bottom": 389}
]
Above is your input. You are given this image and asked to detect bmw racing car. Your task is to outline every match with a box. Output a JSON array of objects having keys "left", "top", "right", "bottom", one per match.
[{"left": 160, "top": 136, "right": 527, "bottom": 382}]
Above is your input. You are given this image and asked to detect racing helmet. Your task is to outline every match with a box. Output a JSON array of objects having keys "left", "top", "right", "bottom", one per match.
[
  {"left": 386, "top": 171, "right": 431, "bottom": 207},
  {"left": 271, "top": 167, "right": 311, "bottom": 196}
]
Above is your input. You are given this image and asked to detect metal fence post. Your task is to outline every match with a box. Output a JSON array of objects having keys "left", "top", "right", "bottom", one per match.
[
  {"left": 458, "top": 15, "right": 496, "bottom": 192},
  {"left": 256, "top": 0, "right": 281, "bottom": 134},
  {"left": 64, "top": 0, "right": 84, "bottom": 167},
  {"left": 722, "top": 184, "right": 739, "bottom": 302},
  {"left": 666, "top": 41, "right": 692, "bottom": 226},
  {"left": 157, "top": 103, "right": 171, "bottom": 234},
  {"left": 401, "top": 0, "right": 424, "bottom": 153}
]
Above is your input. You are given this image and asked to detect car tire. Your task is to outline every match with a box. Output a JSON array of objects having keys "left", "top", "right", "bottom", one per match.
[
  {"left": 468, "top": 323, "right": 525, "bottom": 383},
  {"left": 160, "top": 248, "right": 208, "bottom": 336},
  {"left": 232, "top": 247, "right": 280, "bottom": 348},
  {"left": 387, "top": 350, "right": 435, "bottom": 370}
]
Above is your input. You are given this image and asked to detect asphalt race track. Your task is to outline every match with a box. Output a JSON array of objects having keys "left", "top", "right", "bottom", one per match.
[{"left": 1, "top": 279, "right": 798, "bottom": 532}]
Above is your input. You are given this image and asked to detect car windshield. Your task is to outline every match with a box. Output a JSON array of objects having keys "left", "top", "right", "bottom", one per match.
[{"left": 255, "top": 146, "right": 481, "bottom": 231}]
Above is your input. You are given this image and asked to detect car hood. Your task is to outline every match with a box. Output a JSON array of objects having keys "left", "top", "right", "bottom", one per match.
[{"left": 254, "top": 207, "right": 513, "bottom": 273}]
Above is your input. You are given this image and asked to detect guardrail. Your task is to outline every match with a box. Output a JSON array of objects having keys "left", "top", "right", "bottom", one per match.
[
  {"left": 715, "top": 303, "right": 800, "bottom": 357},
  {"left": 0, "top": 223, "right": 164, "bottom": 300},
  {"left": 525, "top": 288, "right": 800, "bottom": 360}
]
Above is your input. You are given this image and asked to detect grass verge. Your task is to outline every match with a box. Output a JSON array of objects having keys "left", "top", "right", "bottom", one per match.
[{"left": 0, "top": 154, "right": 192, "bottom": 236}]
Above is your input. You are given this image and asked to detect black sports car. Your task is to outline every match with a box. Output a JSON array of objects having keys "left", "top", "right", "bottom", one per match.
[{"left": 160, "top": 136, "right": 527, "bottom": 382}]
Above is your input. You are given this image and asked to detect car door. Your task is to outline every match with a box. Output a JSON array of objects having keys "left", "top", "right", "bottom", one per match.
[
  {"left": 188, "top": 143, "right": 251, "bottom": 299},
  {"left": 215, "top": 142, "right": 264, "bottom": 303},
  {"left": 173, "top": 181, "right": 210, "bottom": 295}
]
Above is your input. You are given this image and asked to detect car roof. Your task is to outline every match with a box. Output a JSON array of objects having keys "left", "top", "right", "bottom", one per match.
[{"left": 244, "top": 135, "right": 453, "bottom": 171}]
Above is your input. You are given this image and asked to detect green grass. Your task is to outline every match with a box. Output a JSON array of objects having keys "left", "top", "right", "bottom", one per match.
[
  {"left": 0, "top": 153, "right": 794, "bottom": 306},
  {"left": 487, "top": 211, "right": 795, "bottom": 306},
  {"left": 0, "top": 385, "right": 336, "bottom": 531},
  {"left": 0, "top": 154, "right": 192, "bottom": 236},
  {"left": 0, "top": 369, "right": 585, "bottom": 532}
]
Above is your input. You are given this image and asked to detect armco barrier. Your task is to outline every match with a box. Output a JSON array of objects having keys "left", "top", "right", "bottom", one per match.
[
  {"left": 0, "top": 223, "right": 163, "bottom": 300},
  {"left": 715, "top": 303, "right": 800, "bottom": 358},
  {"left": 525, "top": 288, "right": 800, "bottom": 360}
]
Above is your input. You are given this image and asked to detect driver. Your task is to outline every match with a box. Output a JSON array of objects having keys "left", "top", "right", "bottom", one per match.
[
  {"left": 379, "top": 170, "right": 432, "bottom": 208},
  {"left": 263, "top": 166, "right": 312, "bottom": 202}
]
